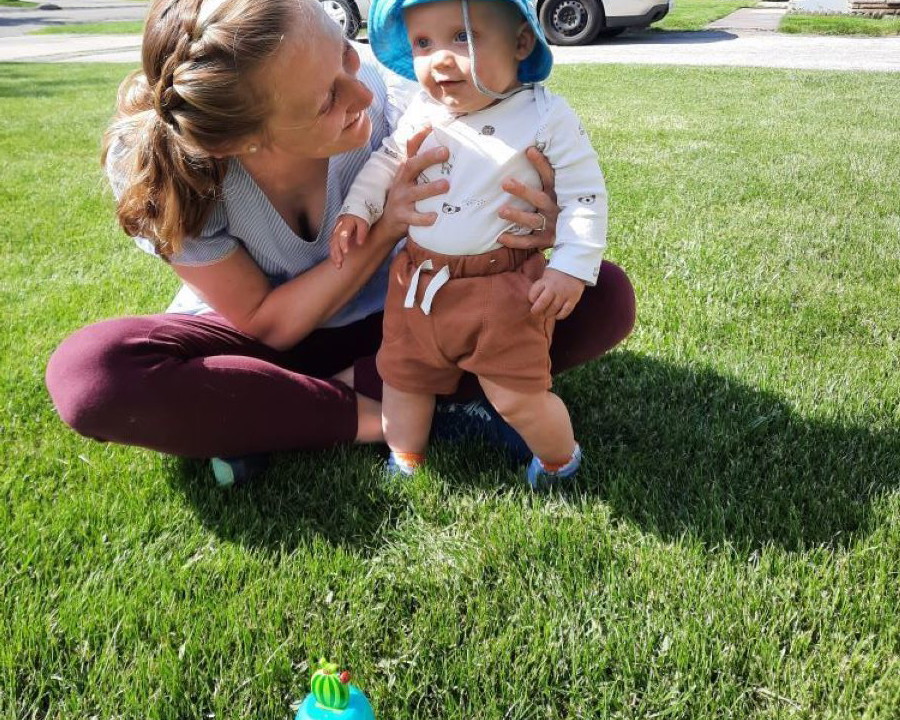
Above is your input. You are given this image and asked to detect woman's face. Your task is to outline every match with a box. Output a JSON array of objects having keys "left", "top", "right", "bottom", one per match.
[{"left": 261, "top": 5, "right": 374, "bottom": 159}]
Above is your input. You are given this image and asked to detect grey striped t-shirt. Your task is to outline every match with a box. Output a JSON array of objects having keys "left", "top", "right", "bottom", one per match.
[{"left": 112, "top": 47, "right": 412, "bottom": 328}]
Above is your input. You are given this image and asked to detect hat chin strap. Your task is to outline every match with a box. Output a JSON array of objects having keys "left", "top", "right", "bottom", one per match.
[{"left": 462, "top": 0, "right": 531, "bottom": 101}]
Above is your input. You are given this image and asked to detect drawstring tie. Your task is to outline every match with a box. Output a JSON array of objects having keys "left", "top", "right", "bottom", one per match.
[{"left": 404, "top": 260, "right": 452, "bottom": 315}]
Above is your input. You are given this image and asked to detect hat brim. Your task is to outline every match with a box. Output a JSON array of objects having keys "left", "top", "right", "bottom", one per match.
[{"left": 369, "top": 0, "right": 553, "bottom": 83}]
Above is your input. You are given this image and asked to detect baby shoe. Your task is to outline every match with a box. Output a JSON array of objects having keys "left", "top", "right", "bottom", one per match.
[{"left": 525, "top": 444, "right": 582, "bottom": 491}]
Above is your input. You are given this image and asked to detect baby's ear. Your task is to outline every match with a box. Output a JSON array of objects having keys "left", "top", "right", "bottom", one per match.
[{"left": 514, "top": 21, "right": 537, "bottom": 61}]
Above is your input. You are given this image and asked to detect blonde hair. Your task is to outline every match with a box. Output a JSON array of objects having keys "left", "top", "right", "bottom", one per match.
[{"left": 102, "top": 0, "right": 312, "bottom": 256}]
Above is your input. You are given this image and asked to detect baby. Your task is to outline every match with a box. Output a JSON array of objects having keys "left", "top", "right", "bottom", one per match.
[{"left": 329, "top": 0, "right": 608, "bottom": 488}]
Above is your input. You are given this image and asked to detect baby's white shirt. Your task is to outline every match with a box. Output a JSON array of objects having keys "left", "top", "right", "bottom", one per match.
[{"left": 340, "top": 85, "right": 608, "bottom": 285}]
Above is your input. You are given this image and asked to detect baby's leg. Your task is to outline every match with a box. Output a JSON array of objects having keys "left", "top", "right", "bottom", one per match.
[
  {"left": 382, "top": 383, "right": 436, "bottom": 473},
  {"left": 478, "top": 378, "right": 576, "bottom": 466}
]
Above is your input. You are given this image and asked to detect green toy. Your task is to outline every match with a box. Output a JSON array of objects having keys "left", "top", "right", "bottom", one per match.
[{"left": 295, "top": 659, "right": 375, "bottom": 720}]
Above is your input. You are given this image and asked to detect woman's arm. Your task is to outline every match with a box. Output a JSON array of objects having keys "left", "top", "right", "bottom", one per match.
[
  {"left": 173, "top": 131, "right": 448, "bottom": 351},
  {"left": 173, "top": 226, "right": 391, "bottom": 351}
]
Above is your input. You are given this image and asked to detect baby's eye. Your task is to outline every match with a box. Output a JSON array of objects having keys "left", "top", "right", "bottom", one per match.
[
  {"left": 413, "top": 37, "right": 431, "bottom": 50},
  {"left": 453, "top": 30, "right": 468, "bottom": 43}
]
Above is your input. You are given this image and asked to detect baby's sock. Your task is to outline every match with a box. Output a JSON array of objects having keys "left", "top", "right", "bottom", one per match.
[{"left": 387, "top": 450, "right": 426, "bottom": 476}]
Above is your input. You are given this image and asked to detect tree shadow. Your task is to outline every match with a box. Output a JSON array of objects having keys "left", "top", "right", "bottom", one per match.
[{"left": 549, "top": 351, "right": 898, "bottom": 553}]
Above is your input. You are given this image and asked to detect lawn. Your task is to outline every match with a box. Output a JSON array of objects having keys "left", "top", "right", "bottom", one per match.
[
  {"left": 30, "top": 21, "right": 146, "bottom": 35},
  {"left": 781, "top": 12, "right": 900, "bottom": 36},
  {"left": 1, "top": 62, "right": 899, "bottom": 719}
]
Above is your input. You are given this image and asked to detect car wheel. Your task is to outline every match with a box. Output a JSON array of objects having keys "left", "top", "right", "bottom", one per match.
[
  {"left": 320, "top": 0, "right": 361, "bottom": 40},
  {"left": 538, "top": 0, "right": 604, "bottom": 46}
]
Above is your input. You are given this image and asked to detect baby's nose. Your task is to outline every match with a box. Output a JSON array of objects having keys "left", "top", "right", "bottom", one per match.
[{"left": 432, "top": 49, "right": 456, "bottom": 68}]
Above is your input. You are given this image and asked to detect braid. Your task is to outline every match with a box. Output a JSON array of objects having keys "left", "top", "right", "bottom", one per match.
[{"left": 151, "top": 31, "right": 194, "bottom": 132}]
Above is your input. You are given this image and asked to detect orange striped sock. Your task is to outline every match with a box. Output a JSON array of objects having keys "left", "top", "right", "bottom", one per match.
[
  {"left": 388, "top": 450, "right": 426, "bottom": 476},
  {"left": 537, "top": 444, "right": 581, "bottom": 473},
  {"left": 393, "top": 451, "right": 426, "bottom": 468}
]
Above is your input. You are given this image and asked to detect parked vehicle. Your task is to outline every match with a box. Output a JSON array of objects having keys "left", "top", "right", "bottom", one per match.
[
  {"left": 320, "top": 0, "right": 671, "bottom": 46},
  {"left": 537, "top": 0, "right": 672, "bottom": 45},
  {"left": 320, "top": 0, "right": 371, "bottom": 40}
]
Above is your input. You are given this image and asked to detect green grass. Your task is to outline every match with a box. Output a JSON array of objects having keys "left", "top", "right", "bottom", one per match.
[
  {"left": 30, "top": 20, "right": 145, "bottom": 35},
  {"left": 0, "top": 0, "right": 37, "bottom": 7},
  {"left": 781, "top": 12, "right": 900, "bottom": 36},
  {"left": 2, "top": 62, "right": 899, "bottom": 719},
  {"left": 651, "top": 0, "right": 757, "bottom": 31}
]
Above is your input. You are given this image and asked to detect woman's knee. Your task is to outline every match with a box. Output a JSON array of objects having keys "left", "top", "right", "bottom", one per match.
[
  {"left": 597, "top": 260, "right": 637, "bottom": 342},
  {"left": 45, "top": 318, "right": 148, "bottom": 440}
]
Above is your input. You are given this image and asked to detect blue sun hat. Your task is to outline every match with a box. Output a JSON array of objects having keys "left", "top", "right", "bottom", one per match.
[{"left": 369, "top": 0, "right": 553, "bottom": 86}]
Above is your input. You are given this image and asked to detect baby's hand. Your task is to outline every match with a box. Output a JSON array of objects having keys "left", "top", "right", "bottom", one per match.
[
  {"left": 329, "top": 214, "right": 370, "bottom": 269},
  {"left": 528, "top": 268, "right": 585, "bottom": 319}
]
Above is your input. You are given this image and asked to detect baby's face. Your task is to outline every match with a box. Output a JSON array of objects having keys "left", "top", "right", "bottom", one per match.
[{"left": 405, "top": 0, "right": 531, "bottom": 114}]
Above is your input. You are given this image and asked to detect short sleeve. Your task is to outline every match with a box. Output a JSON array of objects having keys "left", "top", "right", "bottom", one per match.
[
  {"left": 104, "top": 133, "right": 158, "bottom": 257},
  {"left": 104, "top": 131, "right": 238, "bottom": 265},
  {"left": 168, "top": 202, "right": 239, "bottom": 266}
]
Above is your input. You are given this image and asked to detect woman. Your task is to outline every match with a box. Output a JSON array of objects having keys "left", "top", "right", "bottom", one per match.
[{"left": 45, "top": 0, "right": 635, "bottom": 479}]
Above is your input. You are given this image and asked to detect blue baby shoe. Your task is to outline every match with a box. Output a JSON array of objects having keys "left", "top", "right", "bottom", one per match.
[{"left": 525, "top": 444, "right": 582, "bottom": 490}]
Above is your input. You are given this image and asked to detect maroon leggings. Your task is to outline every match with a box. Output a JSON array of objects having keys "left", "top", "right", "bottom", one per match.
[{"left": 45, "top": 261, "right": 636, "bottom": 458}]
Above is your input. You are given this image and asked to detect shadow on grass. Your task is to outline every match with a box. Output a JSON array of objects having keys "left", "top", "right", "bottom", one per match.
[
  {"left": 437, "top": 351, "right": 897, "bottom": 553},
  {"left": 166, "top": 446, "right": 395, "bottom": 556},
  {"left": 555, "top": 351, "right": 898, "bottom": 553},
  {"left": 166, "top": 351, "right": 897, "bottom": 556}
]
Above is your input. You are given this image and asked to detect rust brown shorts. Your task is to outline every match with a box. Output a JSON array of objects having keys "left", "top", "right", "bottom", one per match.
[{"left": 376, "top": 239, "right": 555, "bottom": 396}]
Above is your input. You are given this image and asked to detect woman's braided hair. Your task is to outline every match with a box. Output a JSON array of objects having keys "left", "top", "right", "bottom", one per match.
[{"left": 102, "top": 0, "right": 309, "bottom": 256}]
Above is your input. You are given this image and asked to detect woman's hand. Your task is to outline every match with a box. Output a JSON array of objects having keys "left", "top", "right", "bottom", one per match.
[
  {"left": 497, "top": 146, "right": 559, "bottom": 251},
  {"left": 377, "top": 125, "right": 450, "bottom": 243}
]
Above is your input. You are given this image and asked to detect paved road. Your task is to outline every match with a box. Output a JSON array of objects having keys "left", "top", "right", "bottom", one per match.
[
  {"left": 0, "top": 0, "right": 147, "bottom": 38},
  {"left": 1, "top": 0, "right": 899, "bottom": 71},
  {"left": 553, "top": 30, "right": 900, "bottom": 72}
]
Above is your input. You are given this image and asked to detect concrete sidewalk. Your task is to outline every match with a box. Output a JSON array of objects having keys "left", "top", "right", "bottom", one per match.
[
  {"left": 0, "top": 32, "right": 140, "bottom": 61},
  {"left": 706, "top": 6, "right": 788, "bottom": 32}
]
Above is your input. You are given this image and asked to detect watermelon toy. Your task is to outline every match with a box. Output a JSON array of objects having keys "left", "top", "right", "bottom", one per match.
[{"left": 295, "top": 659, "right": 375, "bottom": 720}]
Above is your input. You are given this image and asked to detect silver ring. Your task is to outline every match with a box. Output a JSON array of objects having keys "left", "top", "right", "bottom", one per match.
[{"left": 536, "top": 212, "right": 547, "bottom": 233}]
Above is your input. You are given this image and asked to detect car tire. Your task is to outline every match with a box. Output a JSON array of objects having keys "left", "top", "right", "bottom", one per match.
[
  {"left": 538, "top": 0, "right": 604, "bottom": 46},
  {"left": 320, "top": 0, "right": 361, "bottom": 40}
]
